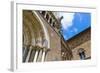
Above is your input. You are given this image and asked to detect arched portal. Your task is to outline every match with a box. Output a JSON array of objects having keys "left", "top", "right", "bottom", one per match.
[{"left": 23, "top": 10, "right": 50, "bottom": 62}]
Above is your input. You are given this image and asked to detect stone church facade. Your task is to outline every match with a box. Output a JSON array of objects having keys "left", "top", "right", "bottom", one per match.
[{"left": 23, "top": 10, "right": 91, "bottom": 63}]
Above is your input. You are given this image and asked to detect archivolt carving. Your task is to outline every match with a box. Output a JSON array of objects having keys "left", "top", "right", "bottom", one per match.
[{"left": 23, "top": 10, "right": 48, "bottom": 48}]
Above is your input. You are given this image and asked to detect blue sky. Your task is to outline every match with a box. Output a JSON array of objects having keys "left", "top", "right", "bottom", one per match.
[{"left": 59, "top": 12, "right": 91, "bottom": 40}]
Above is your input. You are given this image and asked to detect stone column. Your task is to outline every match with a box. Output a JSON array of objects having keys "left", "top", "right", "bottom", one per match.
[
  {"left": 28, "top": 47, "right": 36, "bottom": 62},
  {"left": 37, "top": 50, "right": 43, "bottom": 62},
  {"left": 33, "top": 50, "right": 39, "bottom": 62},
  {"left": 23, "top": 45, "right": 29, "bottom": 62},
  {"left": 41, "top": 48, "right": 46, "bottom": 62},
  {"left": 25, "top": 48, "right": 32, "bottom": 62},
  {"left": 23, "top": 46, "right": 26, "bottom": 57},
  {"left": 39, "top": 11, "right": 42, "bottom": 13},
  {"left": 44, "top": 12, "right": 47, "bottom": 18},
  {"left": 48, "top": 15, "right": 51, "bottom": 23}
]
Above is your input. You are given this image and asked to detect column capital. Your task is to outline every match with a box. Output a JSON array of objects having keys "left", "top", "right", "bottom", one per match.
[{"left": 42, "top": 47, "right": 50, "bottom": 52}]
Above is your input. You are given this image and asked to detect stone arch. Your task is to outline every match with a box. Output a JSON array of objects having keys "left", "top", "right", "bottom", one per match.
[
  {"left": 23, "top": 10, "right": 50, "bottom": 47},
  {"left": 23, "top": 10, "right": 50, "bottom": 62},
  {"left": 33, "top": 11, "right": 50, "bottom": 48}
]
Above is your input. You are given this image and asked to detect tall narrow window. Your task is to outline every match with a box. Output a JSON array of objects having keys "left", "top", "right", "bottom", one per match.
[
  {"left": 78, "top": 48, "right": 86, "bottom": 60},
  {"left": 52, "top": 22, "right": 55, "bottom": 27},
  {"left": 41, "top": 11, "right": 46, "bottom": 16},
  {"left": 46, "top": 14, "right": 49, "bottom": 21},
  {"left": 49, "top": 18, "right": 52, "bottom": 24}
]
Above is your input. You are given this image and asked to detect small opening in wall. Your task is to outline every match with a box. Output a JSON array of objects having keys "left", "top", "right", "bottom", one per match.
[{"left": 78, "top": 48, "right": 86, "bottom": 60}]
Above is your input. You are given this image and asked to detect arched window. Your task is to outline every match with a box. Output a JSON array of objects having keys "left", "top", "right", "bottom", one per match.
[{"left": 78, "top": 48, "right": 86, "bottom": 60}]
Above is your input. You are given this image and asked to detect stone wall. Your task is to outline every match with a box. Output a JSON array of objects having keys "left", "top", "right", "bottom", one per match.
[
  {"left": 37, "top": 12, "right": 62, "bottom": 61},
  {"left": 66, "top": 27, "right": 91, "bottom": 60},
  {"left": 72, "top": 40, "right": 91, "bottom": 60}
]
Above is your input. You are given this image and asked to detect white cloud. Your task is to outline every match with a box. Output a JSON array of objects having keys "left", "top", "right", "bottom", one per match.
[
  {"left": 70, "top": 30, "right": 73, "bottom": 33},
  {"left": 77, "top": 13, "right": 82, "bottom": 22},
  {"left": 58, "top": 12, "right": 75, "bottom": 30},
  {"left": 73, "top": 28, "right": 78, "bottom": 32},
  {"left": 70, "top": 28, "right": 78, "bottom": 33}
]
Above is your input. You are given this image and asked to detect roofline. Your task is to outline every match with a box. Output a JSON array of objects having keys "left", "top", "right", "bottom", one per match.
[{"left": 65, "top": 26, "right": 91, "bottom": 42}]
